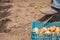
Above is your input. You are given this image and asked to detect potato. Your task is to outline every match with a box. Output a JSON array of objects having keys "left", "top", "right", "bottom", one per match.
[
  {"left": 48, "top": 26, "right": 56, "bottom": 32},
  {"left": 34, "top": 27, "right": 39, "bottom": 33},
  {"left": 39, "top": 27, "right": 47, "bottom": 33},
  {"left": 45, "top": 30, "right": 51, "bottom": 33},
  {"left": 39, "top": 29, "right": 45, "bottom": 33},
  {"left": 42, "top": 27, "right": 48, "bottom": 31},
  {"left": 55, "top": 27, "right": 60, "bottom": 33}
]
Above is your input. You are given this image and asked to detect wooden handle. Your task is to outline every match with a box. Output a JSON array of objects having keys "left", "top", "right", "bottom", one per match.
[{"left": 44, "top": 15, "right": 54, "bottom": 23}]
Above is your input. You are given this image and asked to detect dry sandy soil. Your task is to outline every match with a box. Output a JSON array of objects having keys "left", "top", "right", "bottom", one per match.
[{"left": 0, "top": 0, "right": 52, "bottom": 40}]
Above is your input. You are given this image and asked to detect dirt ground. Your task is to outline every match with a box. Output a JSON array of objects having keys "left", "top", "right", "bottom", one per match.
[{"left": 0, "top": 0, "right": 51, "bottom": 40}]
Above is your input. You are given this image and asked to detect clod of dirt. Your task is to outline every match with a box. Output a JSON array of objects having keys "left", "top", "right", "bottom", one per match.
[{"left": 4, "top": 29, "right": 11, "bottom": 33}]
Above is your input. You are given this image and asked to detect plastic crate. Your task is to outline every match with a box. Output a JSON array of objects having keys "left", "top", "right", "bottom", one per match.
[{"left": 31, "top": 20, "right": 60, "bottom": 40}]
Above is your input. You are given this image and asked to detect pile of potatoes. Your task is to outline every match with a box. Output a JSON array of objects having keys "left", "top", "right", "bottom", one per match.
[{"left": 34, "top": 26, "right": 60, "bottom": 34}]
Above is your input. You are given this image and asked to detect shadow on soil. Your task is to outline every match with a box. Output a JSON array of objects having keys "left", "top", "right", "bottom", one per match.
[
  {"left": 0, "top": 19, "right": 11, "bottom": 33},
  {"left": 0, "top": 5, "right": 12, "bottom": 10},
  {"left": 0, "top": 0, "right": 13, "bottom": 3},
  {"left": 0, "top": 1, "right": 13, "bottom": 33}
]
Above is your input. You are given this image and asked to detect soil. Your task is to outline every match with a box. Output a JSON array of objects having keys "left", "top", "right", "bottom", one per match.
[{"left": 0, "top": 0, "right": 51, "bottom": 40}]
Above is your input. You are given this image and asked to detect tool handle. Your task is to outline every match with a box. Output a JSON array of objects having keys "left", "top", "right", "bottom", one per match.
[{"left": 44, "top": 15, "right": 54, "bottom": 23}]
